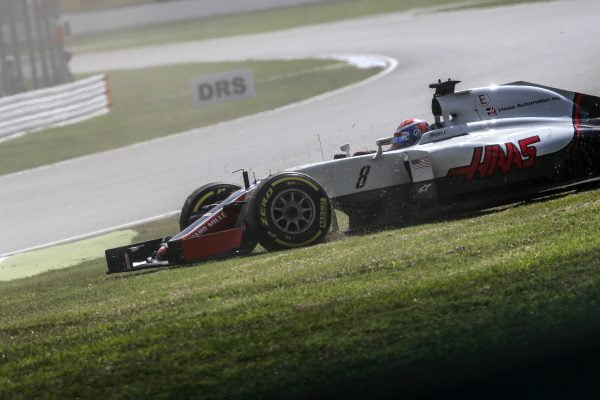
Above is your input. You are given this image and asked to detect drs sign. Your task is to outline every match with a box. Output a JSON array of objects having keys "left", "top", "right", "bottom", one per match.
[{"left": 190, "top": 69, "right": 255, "bottom": 107}]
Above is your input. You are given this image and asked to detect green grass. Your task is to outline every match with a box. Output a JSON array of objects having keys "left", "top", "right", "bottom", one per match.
[
  {"left": 1, "top": 186, "right": 600, "bottom": 399},
  {"left": 61, "top": 0, "right": 160, "bottom": 13},
  {"left": 67, "top": 0, "right": 555, "bottom": 53},
  {"left": 0, "top": 59, "right": 381, "bottom": 176}
]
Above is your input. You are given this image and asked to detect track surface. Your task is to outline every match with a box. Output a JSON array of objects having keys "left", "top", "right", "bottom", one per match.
[{"left": 1, "top": 0, "right": 600, "bottom": 256}]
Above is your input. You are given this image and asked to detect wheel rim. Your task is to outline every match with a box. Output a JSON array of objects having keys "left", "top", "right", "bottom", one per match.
[{"left": 270, "top": 189, "right": 316, "bottom": 234}]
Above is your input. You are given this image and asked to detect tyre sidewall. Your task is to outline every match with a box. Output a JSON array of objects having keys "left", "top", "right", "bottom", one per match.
[
  {"left": 248, "top": 173, "right": 331, "bottom": 250},
  {"left": 179, "top": 183, "right": 240, "bottom": 230}
]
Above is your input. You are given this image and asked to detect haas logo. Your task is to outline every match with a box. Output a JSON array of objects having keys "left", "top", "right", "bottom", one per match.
[{"left": 448, "top": 136, "right": 540, "bottom": 181}]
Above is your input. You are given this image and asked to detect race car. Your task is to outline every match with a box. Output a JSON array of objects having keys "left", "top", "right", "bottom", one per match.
[{"left": 105, "top": 79, "right": 600, "bottom": 273}]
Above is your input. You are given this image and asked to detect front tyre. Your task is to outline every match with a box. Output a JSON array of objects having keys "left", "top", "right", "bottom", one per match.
[
  {"left": 179, "top": 182, "right": 241, "bottom": 230},
  {"left": 246, "top": 172, "right": 332, "bottom": 251}
]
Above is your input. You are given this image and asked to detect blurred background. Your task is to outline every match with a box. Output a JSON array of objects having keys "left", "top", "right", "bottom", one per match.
[
  {"left": 0, "top": 0, "right": 72, "bottom": 96},
  {"left": 0, "top": 0, "right": 329, "bottom": 96}
]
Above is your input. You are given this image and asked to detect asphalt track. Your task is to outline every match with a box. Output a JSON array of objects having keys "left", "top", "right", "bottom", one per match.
[{"left": 1, "top": 0, "right": 600, "bottom": 256}]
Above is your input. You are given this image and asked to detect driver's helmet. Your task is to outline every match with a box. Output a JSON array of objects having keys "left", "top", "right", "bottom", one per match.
[{"left": 390, "top": 118, "right": 429, "bottom": 150}]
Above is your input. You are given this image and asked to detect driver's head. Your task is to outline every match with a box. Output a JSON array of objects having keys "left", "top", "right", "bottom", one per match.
[{"left": 391, "top": 119, "right": 429, "bottom": 150}]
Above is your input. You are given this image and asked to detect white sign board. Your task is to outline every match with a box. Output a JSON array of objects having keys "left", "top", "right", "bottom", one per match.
[{"left": 190, "top": 68, "right": 255, "bottom": 107}]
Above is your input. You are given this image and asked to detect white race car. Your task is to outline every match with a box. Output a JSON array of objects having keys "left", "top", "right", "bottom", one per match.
[{"left": 106, "top": 79, "right": 600, "bottom": 273}]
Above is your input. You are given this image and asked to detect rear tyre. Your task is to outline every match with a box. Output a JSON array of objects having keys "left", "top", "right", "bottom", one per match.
[
  {"left": 179, "top": 183, "right": 241, "bottom": 230},
  {"left": 246, "top": 172, "right": 332, "bottom": 251}
]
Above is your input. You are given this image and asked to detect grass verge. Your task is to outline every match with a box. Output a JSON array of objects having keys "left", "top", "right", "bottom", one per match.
[
  {"left": 66, "top": 0, "right": 555, "bottom": 53},
  {"left": 0, "top": 59, "right": 381, "bottom": 176},
  {"left": 1, "top": 185, "right": 599, "bottom": 399},
  {"left": 61, "top": 0, "right": 157, "bottom": 13},
  {"left": 0, "top": 230, "right": 138, "bottom": 281}
]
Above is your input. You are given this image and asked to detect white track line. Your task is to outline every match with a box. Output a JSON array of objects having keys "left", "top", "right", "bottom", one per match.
[
  {"left": 0, "top": 211, "right": 179, "bottom": 258},
  {"left": 1, "top": 54, "right": 398, "bottom": 258},
  {"left": 2, "top": 54, "right": 397, "bottom": 180}
]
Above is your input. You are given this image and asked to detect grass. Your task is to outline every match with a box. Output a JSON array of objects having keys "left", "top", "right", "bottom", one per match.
[
  {"left": 0, "top": 59, "right": 381, "bottom": 176},
  {"left": 1, "top": 185, "right": 600, "bottom": 399},
  {"left": 66, "top": 0, "right": 555, "bottom": 53},
  {"left": 60, "top": 0, "right": 159, "bottom": 13}
]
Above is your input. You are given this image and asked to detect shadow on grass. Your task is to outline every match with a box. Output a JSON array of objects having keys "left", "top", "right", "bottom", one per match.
[
  {"left": 421, "top": 344, "right": 600, "bottom": 399},
  {"left": 328, "top": 342, "right": 600, "bottom": 400},
  {"left": 274, "top": 246, "right": 600, "bottom": 400}
]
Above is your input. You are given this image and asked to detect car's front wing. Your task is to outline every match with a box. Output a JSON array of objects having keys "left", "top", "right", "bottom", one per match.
[{"left": 105, "top": 228, "right": 245, "bottom": 274}]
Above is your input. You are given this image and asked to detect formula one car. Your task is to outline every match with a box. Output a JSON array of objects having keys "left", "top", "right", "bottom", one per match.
[{"left": 106, "top": 79, "right": 600, "bottom": 273}]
